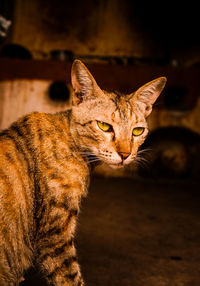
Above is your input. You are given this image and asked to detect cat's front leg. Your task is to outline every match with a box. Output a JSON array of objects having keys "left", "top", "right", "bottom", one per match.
[{"left": 35, "top": 194, "right": 84, "bottom": 286}]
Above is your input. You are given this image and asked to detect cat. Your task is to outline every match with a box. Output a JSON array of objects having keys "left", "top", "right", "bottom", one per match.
[{"left": 0, "top": 59, "right": 166, "bottom": 285}]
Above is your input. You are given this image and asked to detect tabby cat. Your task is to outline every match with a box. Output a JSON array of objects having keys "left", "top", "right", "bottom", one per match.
[{"left": 0, "top": 60, "right": 166, "bottom": 285}]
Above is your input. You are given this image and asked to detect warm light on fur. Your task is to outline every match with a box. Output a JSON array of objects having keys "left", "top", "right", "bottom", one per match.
[{"left": 0, "top": 59, "right": 166, "bottom": 285}]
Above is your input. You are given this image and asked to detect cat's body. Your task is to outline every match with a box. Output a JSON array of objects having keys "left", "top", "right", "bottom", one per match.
[
  {"left": 0, "top": 60, "right": 166, "bottom": 285},
  {"left": 0, "top": 110, "right": 89, "bottom": 285}
]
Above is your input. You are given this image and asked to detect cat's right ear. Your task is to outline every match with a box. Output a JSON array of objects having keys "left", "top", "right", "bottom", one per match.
[{"left": 71, "top": 59, "right": 99, "bottom": 105}]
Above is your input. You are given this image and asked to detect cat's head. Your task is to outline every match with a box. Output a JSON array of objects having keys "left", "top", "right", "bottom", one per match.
[{"left": 71, "top": 59, "right": 166, "bottom": 169}]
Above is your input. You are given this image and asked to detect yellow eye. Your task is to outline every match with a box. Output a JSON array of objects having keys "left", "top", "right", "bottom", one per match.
[
  {"left": 97, "top": 121, "right": 113, "bottom": 132},
  {"left": 132, "top": 127, "right": 145, "bottom": 136}
]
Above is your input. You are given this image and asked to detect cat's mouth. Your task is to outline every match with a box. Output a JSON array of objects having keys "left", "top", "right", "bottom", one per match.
[{"left": 108, "top": 156, "right": 135, "bottom": 169}]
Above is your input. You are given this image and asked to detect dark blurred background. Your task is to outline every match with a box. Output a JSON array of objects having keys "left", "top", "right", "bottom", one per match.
[{"left": 0, "top": 1, "right": 200, "bottom": 285}]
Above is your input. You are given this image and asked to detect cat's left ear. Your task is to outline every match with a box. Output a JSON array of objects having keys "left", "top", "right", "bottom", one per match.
[
  {"left": 130, "top": 77, "right": 167, "bottom": 117},
  {"left": 71, "top": 59, "right": 100, "bottom": 105}
]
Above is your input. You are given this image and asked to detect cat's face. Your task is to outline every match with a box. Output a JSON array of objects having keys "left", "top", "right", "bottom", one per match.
[{"left": 71, "top": 60, "right": 166, "bottom": 169}]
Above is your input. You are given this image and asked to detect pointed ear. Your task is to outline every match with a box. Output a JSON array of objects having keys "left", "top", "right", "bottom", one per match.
[
  {"left": 130, "top": 77, "right": 167, "bottom": 117},
  {"left": 71, "top": 59, "right": 99, "bottom": 105}
]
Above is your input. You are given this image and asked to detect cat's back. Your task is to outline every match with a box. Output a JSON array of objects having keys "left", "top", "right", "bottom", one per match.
[
  {"left": 0, "top": 110, "right": 71, "bottom": 160},
  {"left": 0, "top": 110, "right": 90, "bottom": 283},
  {"left": 0, "top": 112, "right": 45, "bottom": 283},
  {"left": 0, "top": 112, "right": 57, "bottom": 229},
  {"left": 0, "top": 110, "right": 89, "bottom": 218},
  {"left": 0, "top": 111, "right": 69, "bottom": 218}
]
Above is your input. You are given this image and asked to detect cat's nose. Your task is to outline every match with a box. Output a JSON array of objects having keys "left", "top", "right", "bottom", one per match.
[{"left": 118, "top": 152, "right": 130, "bottom": 160}]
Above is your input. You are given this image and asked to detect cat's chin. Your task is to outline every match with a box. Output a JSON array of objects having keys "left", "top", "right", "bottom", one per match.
[{"left": 108, "top": 163, "right": 124, "bottom": 169}]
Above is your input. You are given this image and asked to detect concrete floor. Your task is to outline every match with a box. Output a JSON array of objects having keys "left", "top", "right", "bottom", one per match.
[{"left": 23, "top": 176, "right": 200, "bottom": 286}]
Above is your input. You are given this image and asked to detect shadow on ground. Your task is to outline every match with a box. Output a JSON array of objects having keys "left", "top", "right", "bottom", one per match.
[{"left": 22, "top": 176, "right": 200, "bottom": 286}]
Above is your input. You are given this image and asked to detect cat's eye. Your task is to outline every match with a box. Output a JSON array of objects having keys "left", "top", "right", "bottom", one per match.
[
  {"left": 97, "top": 121, "right": 113, "bottom": 132},
  {"left": 132, "top": 127, "right": 145, "bottom": 136}
]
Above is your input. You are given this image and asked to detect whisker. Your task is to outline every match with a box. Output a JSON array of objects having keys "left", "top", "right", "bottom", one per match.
[
  {"left": 134, "top": 155, "right": 149, "bottom": 169},
  {"left": 137, "top": 148, "right": 152, "bottom": 155},
  {"left": 87, "top": 158, "right": 102, "bottom": 164},
  {"left": 88, "top": 159, "right": 102, "bottom": 163},
  {"left": 77, "top": 152, "right": 96, "bottom": 157}
]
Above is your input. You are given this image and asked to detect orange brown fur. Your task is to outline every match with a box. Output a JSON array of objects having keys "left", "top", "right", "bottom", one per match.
[{"left": 0, "top": 60, "right": 166, "bottom": 285}]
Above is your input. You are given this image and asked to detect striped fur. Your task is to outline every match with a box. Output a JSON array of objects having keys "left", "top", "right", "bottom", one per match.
[{"left": 0, "top": 60, "right": 166, "bottom": 285}]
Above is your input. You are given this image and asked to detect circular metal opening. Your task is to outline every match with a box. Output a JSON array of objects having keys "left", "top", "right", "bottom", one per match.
[{"left": 48, "top": 81, "right": 70, "bottom": 103}]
